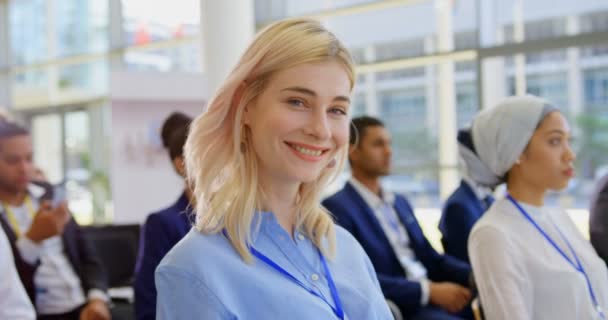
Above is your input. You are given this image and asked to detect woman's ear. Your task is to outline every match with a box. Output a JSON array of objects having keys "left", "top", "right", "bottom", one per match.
[
  {"left": 173, "top": 156, "right": 186, "bottom": 178},
  {"left": 233, "top": 81, "right": 251, "bottom": 124}
]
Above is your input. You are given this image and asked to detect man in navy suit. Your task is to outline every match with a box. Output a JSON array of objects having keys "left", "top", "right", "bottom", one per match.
[
  {"left": 439, "top": 129, "right": 494, "bottom": 263},
  {"left": 323, "top": 116, "right": 472, "bottom": 320}
]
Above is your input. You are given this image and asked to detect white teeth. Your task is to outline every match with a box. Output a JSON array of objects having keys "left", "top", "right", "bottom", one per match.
[{"left": 292, "top": 145, "right": 323, "bottom": 157}]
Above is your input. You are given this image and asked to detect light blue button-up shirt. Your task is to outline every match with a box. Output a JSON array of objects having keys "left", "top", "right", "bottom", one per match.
[{"left": 155, "top": 212, "right": 393, "bottom": 319}]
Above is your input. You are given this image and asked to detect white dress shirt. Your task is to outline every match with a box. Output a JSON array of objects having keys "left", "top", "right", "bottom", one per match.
[
  {"left": 349, "top": 178, "right": 430, "bottom": 305},
  {"left": 469, "top": 198, "right": 608, "bottom": 320},
  {"left": 0, "top": 227, "right": 35, "bottom": 320}
]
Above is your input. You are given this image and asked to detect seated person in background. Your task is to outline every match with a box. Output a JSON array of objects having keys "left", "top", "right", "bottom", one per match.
[
  {"left": 590, "top": 172, "right": 608, "bottom": 266},
  {"left": 0, "top": 121, "right": 110, "bottom": 320},
  {"left": 439, "top": 129, "right": 495, "bottom": 263},
  {"left": 323, "top": 116, "right": 472, "bottom": 320},
  {"left": 467, "top": 95, "right": 608, "bottom": 319},
  {"left": 134, "top": 112, "right": 194, "bottom": 320},
  {"left": 0, "top": 227, "right": 35, "bottom": 320}
]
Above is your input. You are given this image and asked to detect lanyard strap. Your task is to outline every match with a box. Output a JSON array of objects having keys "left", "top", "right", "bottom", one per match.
[
  {"left": 2, "top": 196, "right": 36, "bottom": 238},
  {"left": 249, "top": 246, "right": 345, "bottom": 319},
  {"left": 507, "top": 194, "right": 605, "bottom": 319}
]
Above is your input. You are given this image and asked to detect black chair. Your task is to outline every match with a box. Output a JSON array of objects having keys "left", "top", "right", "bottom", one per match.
[
  {"left": 469, "top": 271, "right": 485, "bottom": 320},
  {"left": 83, "top": 224, "right": 141, "bottom": 320},
  {"left": 83, "top": 224, "right": 140, "bottom": 288}
]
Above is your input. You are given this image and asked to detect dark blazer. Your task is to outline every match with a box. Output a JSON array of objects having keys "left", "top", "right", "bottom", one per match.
[
  {"left": 134, "top": 192, "right": 193, "bottom": 320},
  {"left": 323, "top": 182, "right": 471, "bottom": 317},
  {"left": 590, "top": 174, "right": 608, "bottom": 266},
  {"left": 439, "top": 180, "right": 492, "bottom": 263},
  {"left": 0, "top": 183, "right": 108, "bottom": 304}
]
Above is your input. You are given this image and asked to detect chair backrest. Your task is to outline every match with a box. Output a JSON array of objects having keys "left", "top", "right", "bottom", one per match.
[
  {"left": 82, "top": 224, "right": 140, "bottom": 288},
  {"left": 472, "top": 297, "right": 483, "bottom": 320},
  {"left": 386, "top": 300, "right": 403, "bottom": 320},
  {"left": 469, "top": 271, "right": 485, "bottom": 320}
]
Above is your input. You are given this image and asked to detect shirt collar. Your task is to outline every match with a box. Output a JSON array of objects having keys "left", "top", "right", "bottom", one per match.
[
  {"left": 253, "top": 211, "right": 310, "bottom": 244},
  {"left": 349, "top": 177, "right": 395, "bottom": 210},
  {"left": 1, "top": 184, "right": 43, "bottom": 209},
  {"left": 515, "top": 200, "right": 545, "bottom": 217}
]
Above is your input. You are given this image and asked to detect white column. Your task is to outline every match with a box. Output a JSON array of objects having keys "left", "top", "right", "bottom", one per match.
[
  {"left": 201, "top": 0, "right": 255, "bottom": 94},
  {"left": 566, "top": 15, "right": 583, "bottom": 116},
  {"left": 0, "top": 0, "right": 11, "bottom": 111},
  {"left": 363, "top": 45, "right": 379, "bottom": 116},
  {"left": 479, "top": 0, "right": 506, "bottom": 109},
  {"left": 513, "top": 0, "right": 526, "bottom": 95},
  {"left": 436, "top": 0, "right": 459, "bottom": 200},
  {"left": 108, "top": 0, "right": 124, "bottom": 69}
]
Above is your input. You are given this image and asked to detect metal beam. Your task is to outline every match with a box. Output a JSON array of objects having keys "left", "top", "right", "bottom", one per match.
[{"left": 478, "top": 31, "right": 608, "bottom": 59}]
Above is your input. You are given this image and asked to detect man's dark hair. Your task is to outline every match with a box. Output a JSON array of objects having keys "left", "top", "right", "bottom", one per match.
[
  {"left": 0, "top": 120, "right": 30, "bottom": 141},
  {"left": 160, "top": 112, "right": 192, "bottom": 149},
  {"left": 350, "top": 116, "right": 385, "bottom": 146},
  {"left": 167, "top": 125, "right": 189, "bottom": 160}
]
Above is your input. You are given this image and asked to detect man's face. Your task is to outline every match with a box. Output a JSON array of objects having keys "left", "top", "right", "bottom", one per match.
[
  {"left": 349, "top": 125, "right": 392, "bottom": 178},
  {"left": 0, "top": 135, "right": 34, "bottom": 193}
]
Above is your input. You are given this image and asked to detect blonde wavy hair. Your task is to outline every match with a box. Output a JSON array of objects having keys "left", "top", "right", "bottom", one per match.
[{"left": 184, "top": 18, "right": 355, "bottom": 262}]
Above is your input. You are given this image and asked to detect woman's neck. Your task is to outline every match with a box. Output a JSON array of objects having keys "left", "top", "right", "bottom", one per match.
[
  {"left": 258, "top": 178, "right": 300, "bottom": 238},
  {"left": 507, "top": 178, "right": 545, "bottom": 207}
]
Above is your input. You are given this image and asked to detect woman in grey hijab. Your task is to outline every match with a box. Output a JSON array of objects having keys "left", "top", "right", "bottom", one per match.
[{"left": 467, "top": 95, "right": 608, "bottom": 320}]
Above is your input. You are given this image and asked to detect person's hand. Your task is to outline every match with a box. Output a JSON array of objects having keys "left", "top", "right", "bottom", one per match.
[
  {"left": 429, "top": 281, "right": 472, "bottom": 313},
  {"left": 25, "top": 200, "right": 70, "bottom": 243},
  {"left": 80, "top": 299, "right": 111, "bottom": 320}
]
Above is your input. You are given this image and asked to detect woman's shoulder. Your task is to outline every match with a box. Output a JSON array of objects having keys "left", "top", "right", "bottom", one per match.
[
  {"left": 470, "top": 199, "right": 520, "bottom": 238},
  {"left": 333, "top": 225, "right": 371, "bottom": 264},
  {"left": 156, "top": 228, "right": 237, "bottom": 277},
  {"left": 334, "top": 224, "right": 359, "bottom": 248}
]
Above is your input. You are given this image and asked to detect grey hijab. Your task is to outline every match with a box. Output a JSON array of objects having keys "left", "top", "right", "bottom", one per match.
[
  {"left": 457, "top": 131, "right": 497, "bottom": 189},
  {"left": 468, "top": 95, "right": 558, "bottom": 188}
]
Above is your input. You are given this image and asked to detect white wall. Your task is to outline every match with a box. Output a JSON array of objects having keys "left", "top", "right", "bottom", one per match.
[{"left": 110, "top": 71, "right": 207, "bottom": 224}]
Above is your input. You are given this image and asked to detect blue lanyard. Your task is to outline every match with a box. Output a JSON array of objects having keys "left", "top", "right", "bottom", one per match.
[
  {"left": 507, "top": 195, "right": 606, "bottom": 319},
  {"left": 249, "top": 246, "right": 345, "bottom": 319}
]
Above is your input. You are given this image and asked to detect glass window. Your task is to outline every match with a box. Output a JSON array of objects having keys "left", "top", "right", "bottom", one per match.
[
  {"left": 378, "top": 88, "right": 439, "bottom": 207},
  {"left": 9, "top": 0, "right": 48, "bottom": 65},
  {"left": 55, "top": 0, "right": 109, "bottom": 57},
  {"left": 351, "top": 94, "right": 366, "bottom": 117},
  {"left": 122, "top": 0, "right": 199, "bottom": 46},
  {"left": 32, "top": 114, "right": 63, "bottom": 184},
  {"left": 456, "top": 82, "right": 478, "bottom": 129},
  {"left": 123, "top": 43, "right": 202, "bottom": 73},
  {"left": 64, "top": 110, "right": 94, "bottom": 225}
]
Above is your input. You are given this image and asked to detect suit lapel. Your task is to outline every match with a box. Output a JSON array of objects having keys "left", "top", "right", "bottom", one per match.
[
  {"left": 392, "top": 196, "right": 420, "bottom": 243},
  {"left": 344, "top": 182, "right": 393, "bottom": 246}
]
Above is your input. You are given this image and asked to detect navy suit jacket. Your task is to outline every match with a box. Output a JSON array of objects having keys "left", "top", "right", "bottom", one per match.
[
  {"left": 134, "top": 192, "right": 193, "bottom": 320},
  {"left": 0, "top": 183, "right": 108, "bottom": 304},
  {"left": 439, "top": 180, "right": 491, "bottom": 263},
  {"left": 323, "top": 182, "right": 471, "bottom": 317}
]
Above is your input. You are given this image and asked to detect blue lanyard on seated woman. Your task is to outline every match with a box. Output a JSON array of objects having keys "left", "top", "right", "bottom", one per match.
[
  {"left": 507, "top": 194, "right": 606, "bottom": 319},
  {"left": 223, "top": 230, "right": 345, "bottom": 319}
]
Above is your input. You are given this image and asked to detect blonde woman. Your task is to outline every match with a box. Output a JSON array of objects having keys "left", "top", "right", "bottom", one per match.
[
  {"left": 467, "top": 95, "right": 608, "bottom": 319},
  {"left": 155, "top": 18, "right": 393, "bottom": 319}
]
